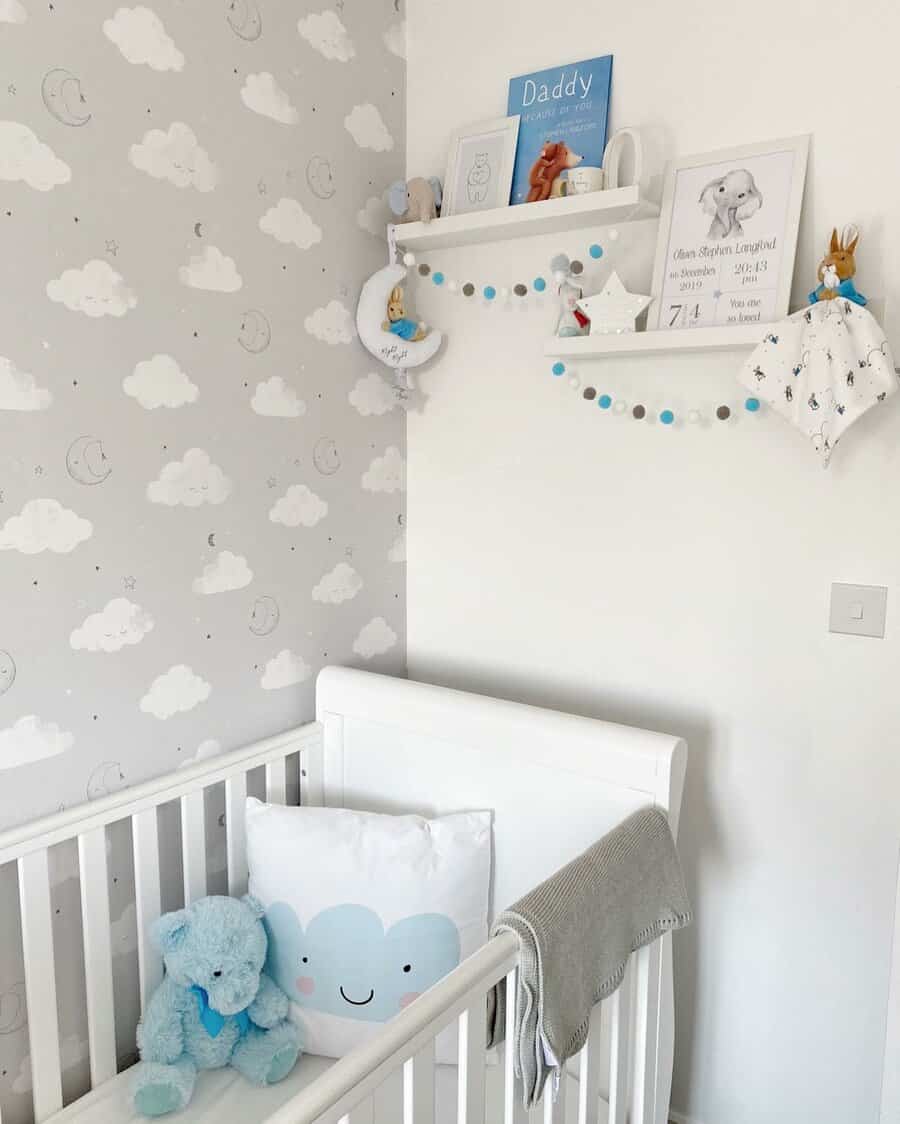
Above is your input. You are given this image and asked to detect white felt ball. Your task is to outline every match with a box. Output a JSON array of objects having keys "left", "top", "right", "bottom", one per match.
[
  {"left": 613, "top": 400, "right": 627, "bottom": 415},
  {"left": 687, "top": 409, "right": 701, "bottom": 424},
  {"left": 500, "top": 287, "right": 510, "bottom": 299},
  {"left": 568, "top": 374, "right": 581, "bottom": 390},
  {"left": 402, "top": 252, "right": 416, "bottom": 267},
  {"left": 448, "top": 280, "right": 458, "bottom": 293},
  {"left": 608, "top": 229, "right": 620, "bottom": 241}
]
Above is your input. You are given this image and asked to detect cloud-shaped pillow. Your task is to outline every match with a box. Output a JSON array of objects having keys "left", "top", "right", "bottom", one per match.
[{"left": 265, "top": 902, "right": 460, "bottom": 1022}]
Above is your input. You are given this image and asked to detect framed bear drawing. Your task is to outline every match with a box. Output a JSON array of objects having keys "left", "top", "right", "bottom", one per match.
[
  {"left": 649, "top": 135, "right": 809, "bottom": 332},
  {"left": 441, "top": 116, "right": 520, "bottom": 218}
]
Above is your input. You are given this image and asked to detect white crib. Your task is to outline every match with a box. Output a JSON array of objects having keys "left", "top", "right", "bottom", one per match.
[{"left": 0, "top": 667, "right": 687, "bottom": 1124}]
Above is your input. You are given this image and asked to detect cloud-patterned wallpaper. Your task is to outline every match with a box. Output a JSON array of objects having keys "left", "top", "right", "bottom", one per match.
[
  {"left": 0, "top": 0, "right": 406, "bottom": 828},
  {"left": 0, "top": 2, "right": 405, "bottom": 1116}
]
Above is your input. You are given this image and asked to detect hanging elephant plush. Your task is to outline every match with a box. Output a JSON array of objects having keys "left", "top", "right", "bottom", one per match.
[
  {"left": 356, "top": 263, "right": 442, "bottom": 370},
  {"left": 388, "top": 177, "right": 443, "bottom": 224}
]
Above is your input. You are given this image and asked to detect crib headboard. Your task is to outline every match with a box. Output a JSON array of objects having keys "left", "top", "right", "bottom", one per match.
[{"left": 315, "top": 667, "right": 687, "bottom": 916}]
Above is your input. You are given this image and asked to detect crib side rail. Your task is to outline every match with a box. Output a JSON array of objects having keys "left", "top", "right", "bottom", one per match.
[{"left": 0, "top": 721, "right": 321, "bottom": 1124}]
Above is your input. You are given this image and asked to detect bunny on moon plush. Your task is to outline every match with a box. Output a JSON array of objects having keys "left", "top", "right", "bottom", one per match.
[{"left": 356, "top": 263, "right": 442, "bottom": 371}]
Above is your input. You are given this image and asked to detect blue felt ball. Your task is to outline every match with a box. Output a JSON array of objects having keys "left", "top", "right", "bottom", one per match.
[
  {"left": 660, "top": 409, "right": 675, "bottom": 425},
  {"left": 551, "top": 362, "right": 566, "bottom": 377},
  {"left": 484, "top": 286, "right": 496, "bottom": 300},
  {"left": 745, "top": 397, "right": 761, "bottom": 412},
  {"left": 598, "top": 394, "right": 612, "bottom": 409},
  {"left": 533, "top": 277, "right": 547, "bottom": 292},
  {"left": 589, "top": 244, "right": 603, "bottom": 259},
  {"left": 432, "top": 271, "right": 444, "bottom": 285}
]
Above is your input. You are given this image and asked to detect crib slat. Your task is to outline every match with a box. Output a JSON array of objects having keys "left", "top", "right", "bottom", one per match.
[
  {"left": 265, "top": 757, "right": 288, "bottom": 804},
  {"left": 18, "top": 848, "right": 63, "bottom": 1122},
  {"left": 503, "top": 970, "right": 528, "bottom": 1124},
  {"left": 542, "top": 1080, "right": 565, "bottom": 1124},
  {"left": 78, "top": 828, "right": 117, "bottom": 1086},
  {"left": 225, "top": 771, "right": 248, "bottom": 896},
  {"left": 608, "top": 957, "right": 632, "bottom": 1124},
  {"left": 181, "top": 789, "right": 207, "bottom": 904},
  {"left": 403, "top": 1040, "right": 435, "bottom": 1123},
  {"left": 576, "top": 1002, "right": 603, "bottom": 1124},
  {"left": 631, "top": 943, "right": 661, "bottom": 1124},
  {"left": 132, "top": 807, "right": 163, "bottom": 1012},
  {"left": 458, "top": 997, "right": 486, "bottom": 1124}
]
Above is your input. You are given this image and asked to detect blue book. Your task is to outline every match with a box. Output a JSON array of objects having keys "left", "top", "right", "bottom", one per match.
[{"left": 507, "top": 56, "right": 613, "bottom": 205}]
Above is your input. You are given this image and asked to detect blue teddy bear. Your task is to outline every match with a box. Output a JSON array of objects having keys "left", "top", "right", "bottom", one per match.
[{"left": 132, "top": 895, "right": 301, "bottom": 1117}]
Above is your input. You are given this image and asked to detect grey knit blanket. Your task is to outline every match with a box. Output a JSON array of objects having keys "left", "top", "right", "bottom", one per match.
[{"left": 486, "top": 806, "right": 692, "bottom": 1108}]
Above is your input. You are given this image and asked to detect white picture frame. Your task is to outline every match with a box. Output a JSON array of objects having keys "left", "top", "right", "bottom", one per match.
[
  {"left": 649, "top": 134, "right": 809, "bottom": 331},
  {"left": 441, "top": 116, "right": 520, "bottom": 218}
]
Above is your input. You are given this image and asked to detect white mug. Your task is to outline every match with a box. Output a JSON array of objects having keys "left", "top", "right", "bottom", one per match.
[{"left": 566, "top": 166, "right": 605, "bottom": 195}]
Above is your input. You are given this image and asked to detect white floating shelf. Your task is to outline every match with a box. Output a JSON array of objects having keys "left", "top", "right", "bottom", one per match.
[
  {"left": 545, "top": 322, "right": 773, "bottom": 359},
  {"left": 393, "top": 186, "right": 657, "bottom": 252}
]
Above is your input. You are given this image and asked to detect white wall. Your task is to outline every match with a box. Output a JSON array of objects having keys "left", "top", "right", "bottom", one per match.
[{"left": 405, "top": 3, "right": 900, "bottom": 1122}]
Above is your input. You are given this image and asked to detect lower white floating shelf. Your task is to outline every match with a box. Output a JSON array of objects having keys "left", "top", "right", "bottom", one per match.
[{"left": 545, "top": 323, "right": 772, "bottom": 359}]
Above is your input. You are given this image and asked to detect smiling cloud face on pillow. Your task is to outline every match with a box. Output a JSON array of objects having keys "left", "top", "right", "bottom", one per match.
[{"left": 264, "top": 903, "right": 460, "bottom": 1022}]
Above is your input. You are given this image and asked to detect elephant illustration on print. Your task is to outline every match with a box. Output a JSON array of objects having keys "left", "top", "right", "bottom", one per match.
[
  {"left": 264, "top": 903, "right": 460, "bottom": 1021},
  {"left": 699, "top": 168, "right": 763, "bottom": 240}
]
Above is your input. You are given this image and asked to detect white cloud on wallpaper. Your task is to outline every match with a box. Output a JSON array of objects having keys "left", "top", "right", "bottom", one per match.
[
  {"left": 70, "top": 598, "right": 155, "bottom": 652},
  {"left": 251, "top": 375, "right": 306, "bottom": 417},
  {"left": 297, "top": 10, "right": 355, "bottom": 61},
  {"left": 104, "top": 6, "right": 184, "bottom": 70},
  {"left": 304, "top": 299, "right": 355, "bottom": 345},
  {"left": 362, "top": 445, "right": 406, "bottom": 493},
  {"left": 0, "top": 0, "right": 26, "bottom": 24},
  {"left": 0, "top": 356, "right": 52, "bottom": 411},
  {"left": 178, "top": 245, "right": 242, "bottom": 291},
  {"left": 0, "top": 122, "right": 70, "bottom": 190},
  {"left": 353, "top": 616, "right": 397, "bottom": 659},
  {"left": 124, "top": 353, "right": 198, "bottom": 409},
  {"left": 356, "top": 193, "right": 391, "bottom": 238},
  {"left": 178, "top": 738, "right": 222, "bottom": 769},
  {"left": 240, "top": 72, "right": 298, "bottom": 124},
  {"left": 259, "top": 197, "right": 321, "bottom": 250},
  {"left": 129, "top": 122, "right": 217, "bottom": 191},
  {"left": 349, "top": 371, "right": 396, "bottom": 416},
  {"left": 192, "top": 550, "right": 253, "bottom": 595},
  {"left": 0, "top": 716, "right": 74, "bottom": 772},
  {"left": 269, "top": 484, "right": 327, "bottom": 528},
  {"left": 383, "top": 21, "right": 406, "bottom": 59},
  {"left": 344, "top": 103, "right": 393, "bottom": 152},
  {"left": 0, "top": 498, "right": 93, "bottom": 554},
  {"left": 388, "top": 531, "right": 405, "bottom": 562},
  {"left": 147, "top": 448, "right": 232, "bottom": 507},
  {"left": 47, "top": 260, "right": 137, "bottom": 318},
  {"left": 140, "top": 664, "right": 210, "bottom": 719},
  {"left": 312, "top": 561, "right": 362, "bottom": 604},
  {"left": 261, "top": 649, "right": 311, "bottom": 690}
]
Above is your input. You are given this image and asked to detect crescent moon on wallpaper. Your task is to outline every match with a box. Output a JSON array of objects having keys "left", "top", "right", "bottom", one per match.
[
  {"left": 306, "top": 155, "right": 336, "bottom": 200},
  {"left": 86, "top": 761, "right": 126, "bottom": 802},
  {"left": 0, "top": 981, "right": 27, "bottom": 1035},
  {"left": 0, "top": 650, "right": 15, "bottom": 697},
  {"left": 208, "top": 532, "right": 216, "bottom": 547},
  {"left": 194, "top": 222, "right": 203, "bottom": 238},
  {"left": 41, "top": 68, "right": 92, "bottom": 127},
  {"left": 249, "top": 595, "right": 280, "bottom": 636},
  {"left": 312, "top": 437, "right": 341, "bottom": 476},
  {"left": 237, "top": 309, "right": 271, "bottom": 354},
  {"left": 66, "top": 436, "right": 111, "bottom": 485},
  {"left": 225, "top": 0, "right": 262, "bottom": 41}
]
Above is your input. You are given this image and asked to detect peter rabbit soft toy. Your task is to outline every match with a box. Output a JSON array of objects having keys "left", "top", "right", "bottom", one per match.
[
  {"left": 132, "top": 895, "right": 300, "bottom": 1117},
  {"left": 809, "top": 224, "right": 867, "bottom": 305},
  {"left": 382, "top": 284, "right": 427, "bottom": 341}
]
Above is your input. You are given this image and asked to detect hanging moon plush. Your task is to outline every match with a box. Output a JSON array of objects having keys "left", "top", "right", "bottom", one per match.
[{"left": 356, "top": 263, "right": 442, "bottom": 370}]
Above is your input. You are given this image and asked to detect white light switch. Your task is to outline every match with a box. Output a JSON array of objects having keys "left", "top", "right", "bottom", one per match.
[{"left": 829, "top": 583, "right": 888, "bottom": 638}]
